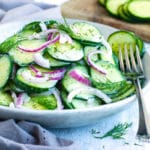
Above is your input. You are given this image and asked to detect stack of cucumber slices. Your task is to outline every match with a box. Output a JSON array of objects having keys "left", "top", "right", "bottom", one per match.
[
  {"left": 99, "top": 0, "right": 150, "bottom": 22},
  {"left": 0, "top": 20, "right": 144, "bottom": 110}
]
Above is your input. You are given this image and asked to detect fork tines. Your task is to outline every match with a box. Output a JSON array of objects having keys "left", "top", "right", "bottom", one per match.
[{"left": 119, "top": 43, "right": 144, "bottom": 78}]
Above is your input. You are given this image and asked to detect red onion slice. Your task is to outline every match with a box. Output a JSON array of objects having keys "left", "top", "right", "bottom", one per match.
[
  {"left": 18, "top": 34, "right": 60, "bottom": 53},
  {"left": 69, "top": 70, "right": 90, "bottom": 85},
  {"left": 87, "top": 50, "right": 107, "bottom": 75},
  {"left": 67, "top": 87, "right": 112, "bottom": 104}
]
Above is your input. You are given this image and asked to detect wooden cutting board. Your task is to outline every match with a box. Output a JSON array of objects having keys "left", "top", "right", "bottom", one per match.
[{"left": 61, "top": 0, "right": 150, "bottom": 42}]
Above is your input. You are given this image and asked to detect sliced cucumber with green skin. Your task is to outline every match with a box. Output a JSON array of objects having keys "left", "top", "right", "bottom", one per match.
[
  {"left": 62, "top": 65, "right": 94, "bottom": 100},
  {"left": 0, "top": 91, "right": 13, "bottom": 106},
  {"left": 62, "top": 65, "right": 89, "bottom": 92},
  {"left": 71, "top": 97, "right": 102, "bottom": 109},
  {"left": 118, "top": 5, "right": 132, "bottom": 22},
  {"left": 44, "top": 51, "right": 70, "bottom": 67},
  {"left": 47, "top": 40, "right": 84, "bottom": 62},
  {"left": 107, "top": 30, "right": 144, "bottom": 57},
  {"left": 127, "top": 0, "right": 150, "bottom": 21},
  {"left": 61, "top": 90, "right": 74, "bottom": 109},
  {"left": 112, "top": 85, "right": 135, "bottom": 102},
  {"left": 106, "top": 0, "right": 129, "bottom": 16},
  {"left": 93, "top": 80, "right": 126, "bottom": 95},
  {"left": 90, "top": 61, "right": 124, "bottom": 84},
  {"left": 0, "top": 55, "right": 12, "bottom": 89},
  {"left": 9, "top": 39, "right": 45, "bottom": 66},
  {"left": 0, "top": 30, "right": 35, "bottom": 53},
  {"left": 15, "top": 67, "right": 58, "bottom": 93},
  {"left": 84, "top": 46, "right": 116, "bottom": 65},
  {"left": 23, "top": 94, "right": 57, "bottom": 110},
  {"left": 61, "top": 90, "right": 102, "bottom": 109},
  {"left": 22, "top": 20, "right": 58, "bottom": 32},
  {"left": 84, "top": 46, "right": 100, "bottom": 63},
  {"left": 69, "top": 22, "right": 102, "bottom": 45}
]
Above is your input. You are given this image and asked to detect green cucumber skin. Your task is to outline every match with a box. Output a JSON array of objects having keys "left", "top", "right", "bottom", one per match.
[
  {"left": 14, "top": 77, "right": 50, "bottom": 93},
  {"left": 127, "top": 0, "right": 150, "bottom": 22},
  {"left": 0, "top": 55, "right": 12, "bottom": 89},
  {"left": 0, "top": 30, "right": 35, "bottom": 53},
  {"left": 105, "top": 0, "right": 129, "bottom": 17},
  {"left": 15, "top": 67, "right": 58, "bottom": 93},
  {"left": 112, "top": 85, "right": 135, "bottom": 102},
  {"left": 107, "top": 30, "right": 144, "bottom": 57},
  {"left": 69, "top": 22, "right": 102, "bottom": 45}
]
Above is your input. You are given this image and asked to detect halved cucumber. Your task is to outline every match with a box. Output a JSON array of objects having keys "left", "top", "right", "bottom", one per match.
[
  {"left": 106, "top": 0, "right": 129, "bottom": 16},
  {"left": 69, "top": 22, "right": 102, "bottom": 45},
  {"left": 15, "top": 67, "right": 58, "bottom": 93},
  {"left": 9, "top": 39, "right": 45, "bottom": 66},
  {"left": 127, "top": 0, "right": 150, "bottom": 21},
  {"left": 107, "top": 30, "right": 143, "bottom": 57},
  {"left": 0, "top": 55, "right": 12, "bottom": 89},
  {"left": 47, "top": 40, "right": 84, "bottom": 62}
]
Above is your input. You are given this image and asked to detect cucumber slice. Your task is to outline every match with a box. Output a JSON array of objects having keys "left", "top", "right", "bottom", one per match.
[
  {"left": 94, "top": 81, "right": 126, "bottom": 95},
  {"left": 0, "top": 91, "right": 13, "bottom": 106},
  {"left": 69, "top": 22, "right": 102, "bottom": 45},
  {"left": 0, "top": 55, "right": 12, "bottom": 89},
  {"left": 71, "top": 97, "right": 102, "bottom": 109},
  {"left": 62, "top": 65, "right": 89, "bottom": 92},
  {"left": 127, "top": 0, "right": 150, "bottom": 21},
  {"left": 23, "top": 94, "right": 57, "bottom": 110},
  {"left": 107, "top": 31, "right": 140, "bottom": 57},
  {"left": 112, "top": 85, "right": 135, "bottom": 102},
  {"left": 61, "top": 90, "right": 102, "bottom": 109},
  {"left": 44, "top": 51, "right": 70, "bottom": 67},
  {"left": 106, "top": 0, "right": 129, "bottom": 16},
  {"left": 118, "top": 5, "right": 132, "bottom": 22},
  {"left": 9, "top": 39, "right": 45, "bottom": 66},
  {"left": 47, "top": 40, "right": 84, "bottom": 62},
  {"left": 90, "top": 61, "right": 124, "bottom": 84},
  {"left": 15, "top": 67, "right": 58, "bottom": 93},
  {"left": 0, "top": 30, "right": 35, "bottom": 53},
  {"left": 84, "top": 46, "right": 100, "bottom": 62}
]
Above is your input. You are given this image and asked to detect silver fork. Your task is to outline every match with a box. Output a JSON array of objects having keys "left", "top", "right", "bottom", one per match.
[{"left": 118, "top": 43, "right": 150, "bottom": 142}]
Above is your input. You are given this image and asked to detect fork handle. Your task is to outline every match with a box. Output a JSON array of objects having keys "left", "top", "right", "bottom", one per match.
[{"left": 134, "top": 78, "right": 150, "bottom": 135}]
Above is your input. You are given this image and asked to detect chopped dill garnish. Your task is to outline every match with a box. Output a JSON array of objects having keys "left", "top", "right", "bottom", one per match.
[{"left": 91, "top": 122, "right": 132, "bottom": 139}]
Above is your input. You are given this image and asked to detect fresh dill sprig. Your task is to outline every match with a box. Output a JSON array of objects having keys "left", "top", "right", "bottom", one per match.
[{"left": 91, "top": 122, "right": 132, "bottom": 139}]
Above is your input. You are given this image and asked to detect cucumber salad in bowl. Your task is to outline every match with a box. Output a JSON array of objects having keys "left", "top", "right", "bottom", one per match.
[{"left": 0, "top": 19, "right": 144, "bottom": 110}]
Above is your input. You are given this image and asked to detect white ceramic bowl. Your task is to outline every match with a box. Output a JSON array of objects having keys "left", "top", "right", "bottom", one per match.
[{"left": 0, "top": 19, "right": 150, "bottom": 128}]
